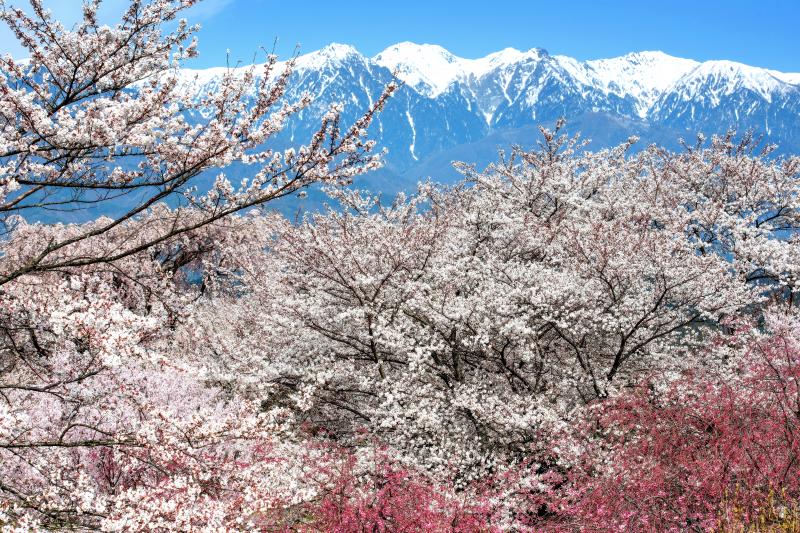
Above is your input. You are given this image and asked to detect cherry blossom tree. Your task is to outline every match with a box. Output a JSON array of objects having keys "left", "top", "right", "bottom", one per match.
[
  {"left": 0, "top": 0, "right": 396, "bottom": 528},
  {"left": 0, "top": 0, "right": 394, "bottom": 286},
  {"left": 226, "top": 124, "right": 799, "bottom": 480}
]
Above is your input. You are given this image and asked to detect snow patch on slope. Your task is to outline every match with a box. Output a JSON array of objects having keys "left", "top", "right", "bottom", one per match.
[
  {"left": 468, "top": 47, "right": 547, "bottom": 79},
  {"left": 771, "top": 71, "right": 800, "bottom": 86},
  {"left": 405, "top": 109, "right": 418, "bottom": 160}
]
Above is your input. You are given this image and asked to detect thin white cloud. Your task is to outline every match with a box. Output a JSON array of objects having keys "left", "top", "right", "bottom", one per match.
[
  {"left": 0, "top": 0, "right": 233, "bottom": 58},
  {"left": 186, "top": 0, "right": 235, "bottom": 21}
]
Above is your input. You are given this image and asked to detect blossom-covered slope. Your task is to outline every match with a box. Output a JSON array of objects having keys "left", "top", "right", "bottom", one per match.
[{"left": 176, "top": 42, "right": 800, "bottom": 191}]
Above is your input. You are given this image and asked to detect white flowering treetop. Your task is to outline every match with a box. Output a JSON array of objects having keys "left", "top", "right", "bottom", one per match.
[
  {"left": 206, "top": 124, "right": 799, "bottom": 478},
  {"left": 0, "top": 0, "right": 399, "bottom": 529}
]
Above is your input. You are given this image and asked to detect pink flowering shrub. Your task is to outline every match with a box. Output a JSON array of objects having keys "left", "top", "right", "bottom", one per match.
[
  {"left": 556, "top": 322, "right": 800, "bottom": 531},
  {"left": 304, "top": 449, "right": 496, "bottom": 532}
]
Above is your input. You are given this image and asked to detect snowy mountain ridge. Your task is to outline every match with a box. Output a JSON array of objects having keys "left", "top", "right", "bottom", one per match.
[
  {"left": 177, "top": 42, "right": 799, "bottom": 123},
  {"left": 376, "top": 43, "right": 700, "bottom": 115},
  {"left": 172, "top": 42, "right": 800, "bottom": 196},
  {"left": 373, "top": 42, "right": 549, "bottom": 98},
  {"left": 371, "top": 43, "right": 800, "bottom": 120}
]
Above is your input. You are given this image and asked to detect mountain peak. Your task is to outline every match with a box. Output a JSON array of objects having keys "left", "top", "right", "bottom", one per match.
[
  {"left": 620, "top": 50, "right": 679, "bottom": 62},
  {"left": 377, "top": 42, "right": 457, "bottom": 59},
  {"left": 374, "top": 42, "right": 466, "bottom": 96},
  {"left": 582, "top": 51, "right": 699, "bottom": 116},
  {"left": 320, "top": 42, "right": 360, "bottom": 58},
  {"left": 479, "top": 46, "right": 546, "bottom": 65},
  {"left": 672, "top": 59, "right": 793, "bottom": 102},
  {"left": 373, "top": 43, "right": 556, "bottom": 96},
  {"left": 693, "top": 59, "right": 786, "bottom": 80},
  {"left": 295, "top": 43, "right": 363, "bottom": 70}
]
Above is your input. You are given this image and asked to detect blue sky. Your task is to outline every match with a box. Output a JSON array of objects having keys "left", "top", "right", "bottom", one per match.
[{"left": 1, "top": 0, "right": 799, "bottom": 72}]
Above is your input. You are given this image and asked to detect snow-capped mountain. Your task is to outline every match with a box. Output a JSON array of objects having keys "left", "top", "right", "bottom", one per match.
[
  {"left": 176, "top": 42, "right": 800, "bottom": 195},
  {"left": 650, "top": 61, "right": 800, "bottom": 141},
  {"left": 564, "top": 51, "right": 701, "bottom": 117}
]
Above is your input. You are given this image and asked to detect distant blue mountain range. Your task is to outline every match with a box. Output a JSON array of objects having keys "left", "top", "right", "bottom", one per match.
[
  {"left": 45, "top": 42, "right": 800, "bottom": 221},
  {"left": 175, "top": 42, "right": 800, "bottom": 204}
]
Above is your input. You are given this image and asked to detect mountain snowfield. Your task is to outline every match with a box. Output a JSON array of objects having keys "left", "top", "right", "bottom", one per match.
[
  {"left": 374, "top": 43, "right": 702, "bottom": 118},
  {"left": 176, "top": 42, "right": 800, "bottom": 197}
]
